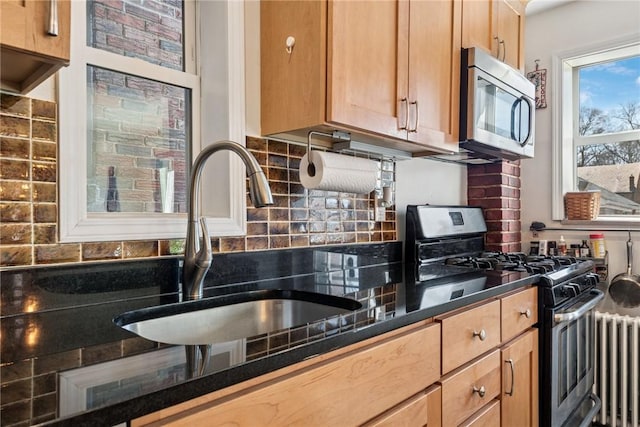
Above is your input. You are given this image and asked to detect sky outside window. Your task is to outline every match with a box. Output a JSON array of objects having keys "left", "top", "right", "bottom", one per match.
[{"left": 579, "top": 55, "right": 640, "bottom": 133}]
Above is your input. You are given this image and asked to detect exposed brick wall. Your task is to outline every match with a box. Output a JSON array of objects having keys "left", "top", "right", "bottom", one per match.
[
  {"left": 467, "top": 161, "right": 522, "bottom": 253},
  {"left": 88, "top": 0, "right": 184, "bottom": 71}
]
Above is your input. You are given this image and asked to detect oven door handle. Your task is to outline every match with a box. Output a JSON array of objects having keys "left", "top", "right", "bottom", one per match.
[{"left": 553, "top": 289, "right": 604, "bottom": 324}]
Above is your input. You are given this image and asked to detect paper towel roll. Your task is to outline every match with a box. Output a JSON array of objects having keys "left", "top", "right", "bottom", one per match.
[{"left": 299, "top": 151, "right": 378, "bottom": 194}]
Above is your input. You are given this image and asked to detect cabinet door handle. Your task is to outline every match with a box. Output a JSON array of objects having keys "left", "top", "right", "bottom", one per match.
[
  {"left": 48, "top": 0, "right": 59, "bottom": 36},
  {"left": 472, "top": 385, "right": 486, "bottom": 398},
  {"left": 409, "top": 100, "right": 418, "bottom": 132},
  {"left": 520, "top": 308, "right": 532, "bottom": 318},
  {"left": 505, "top": 358, "right": 515, "bottom": 396},
  {"left": 472, "top": 329, "right": 486, "bottom": 341},
  {"left": 399, "top": 98, "right": 409, "bottom": 130},
  {"left": 500, "top": 40, "right": 506, "bottom": 62},
  {"left": 493, "top": 36, "right": 500, "bottom": 58}
]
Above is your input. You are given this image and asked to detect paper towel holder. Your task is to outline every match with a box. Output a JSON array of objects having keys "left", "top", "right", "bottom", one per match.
[{"left": 306, "top": 130, "right": 351, "bottom": 178}]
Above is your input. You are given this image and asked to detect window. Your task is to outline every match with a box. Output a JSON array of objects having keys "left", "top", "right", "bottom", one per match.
[
  {"left": 59, "top": 1, "right": 249, "bottom": 241},
  {"left": 553, "top": 39, "right": 640, "bottom": 222}
]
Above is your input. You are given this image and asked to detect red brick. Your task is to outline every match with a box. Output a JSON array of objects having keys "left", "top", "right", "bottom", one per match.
[
  {"left": 468, "top": 187, "right": 486, "bottom": 198},
  {"left": 467, "top": 164, "right": 487, "bottom": 176}
]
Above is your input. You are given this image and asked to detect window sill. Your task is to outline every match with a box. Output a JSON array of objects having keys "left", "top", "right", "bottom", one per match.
[{"left": 560, "top": 217, "right": 640, "bottom": 231}]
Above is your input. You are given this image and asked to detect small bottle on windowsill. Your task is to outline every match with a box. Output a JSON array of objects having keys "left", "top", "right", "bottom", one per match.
[
  {"left": 580, "top": 240, "right": 591, "bottom": 258},
  {"left": 106, "top": 166, "right": 120, "bottom": 212},
  {"left": 558, "top": 235, "right": 567, "bottom": 256}
]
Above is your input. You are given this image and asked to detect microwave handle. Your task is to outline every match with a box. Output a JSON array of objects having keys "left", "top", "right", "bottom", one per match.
[{"left": 510, "top": 96, "right": 534, "bottom": 147}]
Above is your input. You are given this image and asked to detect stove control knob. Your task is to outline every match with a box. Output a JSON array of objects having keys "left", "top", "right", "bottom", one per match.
[{"left": 563, "top": 284, "right": 578, "bottom": 298}]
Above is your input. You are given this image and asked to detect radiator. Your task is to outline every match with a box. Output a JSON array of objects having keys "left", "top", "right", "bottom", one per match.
[{"left": 594, "top": 311, "right": 640, "bottom": 427}]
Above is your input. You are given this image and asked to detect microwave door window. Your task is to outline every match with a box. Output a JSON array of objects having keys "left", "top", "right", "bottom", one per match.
[
  {"left": 475, "top": 76, "right": 519, "bottom": 140},
  {"left": 494, "top": 87, "right": 518, "bottom": 139},
  {"left": 475, "top": 77, "right": 493, "bottom": 133}
]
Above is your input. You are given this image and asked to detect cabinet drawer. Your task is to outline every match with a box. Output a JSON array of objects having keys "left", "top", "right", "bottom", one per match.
[
  {"left": 363, "top": 384, "right": 441, "bottom": 427},
  {"left": 459, "top": 399, "right": 500, "bottom": 427},
  {"left": 501, "top": 287, "right": 537, "bottom": 343},
  {"left": 437, "top": 299, "right": 500, "bottom": 374},
  {"left": 440, "top": 350, "right": 501, "bottom": 427}
]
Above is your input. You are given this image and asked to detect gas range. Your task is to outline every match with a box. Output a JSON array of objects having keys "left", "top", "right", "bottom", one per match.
[
  {"left": 446, "top": 252, "right": 582, "bottom": 273},
  {"left": 444, "top": 252, "right": 599, "bottom": 307},
  {"left": 405, "top": 204, "right": 603, "bottom": 427}
]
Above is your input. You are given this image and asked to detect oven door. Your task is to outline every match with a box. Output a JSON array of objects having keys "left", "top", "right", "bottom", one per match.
[{"left": 547, "top": 289, "right": 604, "bottom": 426}]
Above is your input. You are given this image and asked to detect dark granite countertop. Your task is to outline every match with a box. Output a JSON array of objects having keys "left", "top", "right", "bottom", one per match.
[{"left": 0, "top": 243, "right": 539, "bottom": 426}]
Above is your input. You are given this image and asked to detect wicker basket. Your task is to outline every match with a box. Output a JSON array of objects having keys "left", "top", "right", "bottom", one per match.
[{"left": 564, "top": 191, "right": 601, "bottom": 220}]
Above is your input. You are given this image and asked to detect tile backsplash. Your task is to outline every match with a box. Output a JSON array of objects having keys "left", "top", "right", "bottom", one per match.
[{"left": 0, "top": 93, "right": 397, "bottom": 268}]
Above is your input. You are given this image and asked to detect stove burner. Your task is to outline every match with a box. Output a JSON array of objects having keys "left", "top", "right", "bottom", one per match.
[{"left": 443, "top": 252, "right": 584, "bottom": 276}]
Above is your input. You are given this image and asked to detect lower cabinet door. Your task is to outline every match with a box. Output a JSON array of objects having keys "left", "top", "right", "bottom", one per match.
[
  {"left": 363, "top": 384, "right": 441, "bottom": 427},
  {"left": 501, "top": 328, "right": 539, "bottom": 427},
  {"left": 460, "top": 399, "right": 501, "bottom": 427}
]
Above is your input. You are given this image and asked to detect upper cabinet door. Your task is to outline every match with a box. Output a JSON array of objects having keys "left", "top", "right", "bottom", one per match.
[
  {"left": 327, "top": 0, "right": 408, "bottom": 141},
  {"left": 496, "top": 0, "right": 525, "bottom": 71},
  {"left": 408, "top": 0, "right": 461, "bottom": 150},
  {"left": 1, "top": 0, "right": 70, "bottom": 93},
  {"left": 461, "top": 0, "right": 525, "bottom": 71},
  {"left": 461, "top": 0, "right": 495, "bottom": 57}
]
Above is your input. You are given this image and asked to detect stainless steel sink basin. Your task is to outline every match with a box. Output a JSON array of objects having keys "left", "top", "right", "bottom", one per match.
[{"left": 113, "top": 289, "right": 362, "bottom": 346}]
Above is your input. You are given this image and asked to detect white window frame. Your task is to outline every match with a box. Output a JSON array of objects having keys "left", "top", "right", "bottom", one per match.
[
  {"left": 551, "top": 34, "right": 640, "bottom": 225},
  {"left": 58, "top": 0, "right": 248, "bottom": 242}
]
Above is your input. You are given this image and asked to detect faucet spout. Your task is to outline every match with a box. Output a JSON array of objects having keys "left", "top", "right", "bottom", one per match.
[{"left": 182, "top": 140, "right": 273, "bottom": 301}]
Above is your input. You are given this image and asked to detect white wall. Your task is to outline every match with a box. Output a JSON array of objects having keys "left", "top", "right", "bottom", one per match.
[
  {"left": 395, "top": 159, "right": 467, "bottom": 242},
  {"left": 522, "top": 0, "right": 640, "bottom": 278}
]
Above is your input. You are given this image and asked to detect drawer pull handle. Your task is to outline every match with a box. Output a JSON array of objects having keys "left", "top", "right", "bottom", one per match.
[
  {"left": 505, "top": 358, "right": 515, "bottom": 396},
  {"left": 472, "top": 329, "right": 486, "bottom": 341},
  {"left": 472, "top": 385, "right": 486, "bottom": 398},
  {"left": 520, "top": 309, "right": 532, "bottom": 318}
]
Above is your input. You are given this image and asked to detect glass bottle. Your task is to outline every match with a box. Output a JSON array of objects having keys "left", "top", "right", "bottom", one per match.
[
  {"left": 106, "top": 166, "right": 120, "bottom": 212},
  {"left": 579, "top": 240, "right": 591, "bottom": 258},
  {"left": 558, "top": 235, "right": 567, "bottom": 256}
]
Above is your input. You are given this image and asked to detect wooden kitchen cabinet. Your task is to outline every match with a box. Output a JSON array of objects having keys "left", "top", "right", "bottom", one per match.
[
  {"left": 440, "top": 350, "right": 502, "bottom": 427},
  {"left": 501, "top": 329, "right": 539, "bottom": 427},
  {"left": 437, "top": 286, "right": 538, "bottom": 427},
  {"left": 133, "top": 288, "right": 539, "bottom": 427},
  {"left": 363, "top": 384, "right": 442, "bottom": 427},
  {"left": 261, "top": 0, "right": 460, "bottom": 156},
  {"left": 132, "top": 320, "right": 441, "bottom": 426},
  {"left": 460, "top": 399, "right": 500, "bottom": 427},
  {"left": 437, "top": 299, "right": 501, "bottom": 374},
  {"left": 461, "top": 0, "right": 526, "bottom": 71},
  {"left": 1, "top": 0, "right": 71, "bottom": 93},
  {"left": 500, "top": 286, "right": 537, "bottom": 343}
]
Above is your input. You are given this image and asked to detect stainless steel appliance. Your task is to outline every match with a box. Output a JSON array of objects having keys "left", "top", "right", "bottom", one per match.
[
  {"left": 539, "top": 261, "right": 604, "bottom": 427},
  {"left": 406, "top": 205, "right": 604, "bottom": 427},
  {"left": 457, "top": 47, "right": 535, "bottom": 162}
]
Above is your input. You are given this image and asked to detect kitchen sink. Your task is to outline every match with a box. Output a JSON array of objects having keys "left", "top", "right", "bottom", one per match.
[{"left": 113, "top": 289, "right": 362, "bottom": 346}]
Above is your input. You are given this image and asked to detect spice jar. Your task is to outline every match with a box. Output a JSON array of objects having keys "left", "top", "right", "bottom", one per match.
[{"left": 589, "top": 233, "right": 606, "bottom": 258}]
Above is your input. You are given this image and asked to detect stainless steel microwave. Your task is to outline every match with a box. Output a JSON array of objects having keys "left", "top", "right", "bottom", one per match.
[{"left": 459, "top": 47, "right": 535, "bottom": 161}]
